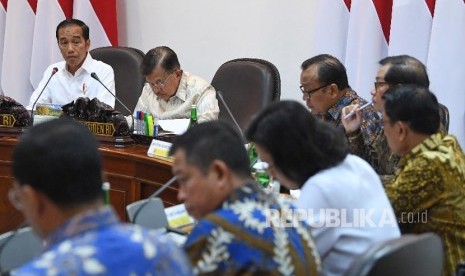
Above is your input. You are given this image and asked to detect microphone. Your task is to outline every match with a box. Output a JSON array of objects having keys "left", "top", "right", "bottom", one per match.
[
  {"left": 30, "top": 67, "right": 58, "bottom": 126},
  {"left": 131, "top": 175, "right": 178, "bottom": 224},
  {"left": 90, "top": 72, "right": 134, "bottom": 134},
  {"left": 217, "top": 90, "right": 243, "bottom": 137}
]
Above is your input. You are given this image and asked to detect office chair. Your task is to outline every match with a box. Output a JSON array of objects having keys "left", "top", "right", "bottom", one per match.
[
  {"left": 0, "top": 227, "right": 43, "bottom": 273},
  {"left": 456, "top": 262, "right": 465, "bottom": 276},
  {"left": 126, "top": 198, "right": 187, "bottom": 245},
  {"left": 438, "top": 102, "right": 450, "bottom": 133},
  {"left": 126, "top": 197, "right": 170, "bottom": 231},
  {"left": 211, "top": 58, "right": 281, "bottom": 134},
  {"left": 345, "top": 233, "right": 443, "bottom": 276},
  {"left": 90, "top": 46, "right": 145, "bottom": 116}
]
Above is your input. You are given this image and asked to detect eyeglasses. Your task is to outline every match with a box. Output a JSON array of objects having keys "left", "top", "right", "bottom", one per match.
[
  {"left": 8, "top": 185, "right": 24, "bottom": 211},
  {"left": 146, "top": 71, "right": 176, "bottom": 90},
  {"left": 300, "top": 83, "right": 330, "bottom": 97},
  {"left": 374, "top": 81, "right": 389, "bottom": 91}
]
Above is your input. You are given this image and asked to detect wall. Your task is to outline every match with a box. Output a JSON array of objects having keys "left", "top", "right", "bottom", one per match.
[{"left": 117, "top": 0, "right": 316, "bottom": 103}]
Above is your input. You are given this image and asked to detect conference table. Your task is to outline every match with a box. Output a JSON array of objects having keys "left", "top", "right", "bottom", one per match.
[{"left": 0, "top": 135, "right": 179, "bottom": 234}]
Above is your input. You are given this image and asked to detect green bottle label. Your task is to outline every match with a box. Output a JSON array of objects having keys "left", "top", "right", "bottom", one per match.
[{"left": 189, "top": 104, "right": 198, "bottom": 128}]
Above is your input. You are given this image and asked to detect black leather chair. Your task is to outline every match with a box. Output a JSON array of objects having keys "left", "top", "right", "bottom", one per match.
[
  {"left": 456, "top": 262, "right": 465, "bottom": 276},
  {"left": 90, "top": 46, "right": 145, "bottom": 115},
  {"left": 211, "top": 58, "right": 281, "bottom": 134},
  {"left": 438, "top": 102, "right": 450, "bottom": 133},
  {"left": 345, "top": 233, "right": 443, "bottom": 276}
]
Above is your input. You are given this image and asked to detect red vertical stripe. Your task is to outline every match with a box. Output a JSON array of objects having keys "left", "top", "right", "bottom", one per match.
[
  {"left": 0, "top": 0, "right": 7, "bottom": 11},
  {"left": 344, "top": 0, "right": 351, "bottom": 11},
  {"left": 89, "top": 0, "right": 118, "bottom": 46},
  {"left": 58, "top": 0, "right": 73, "bottom": 19},
  {"left": 27, "top": 0, "right": 37, "bottom": 13},
  {"left": 372, "top": 0, "right": 393, "bottom": 43},
  {"left": 425, "top": 0, "right": 436, "bottom": 17}
]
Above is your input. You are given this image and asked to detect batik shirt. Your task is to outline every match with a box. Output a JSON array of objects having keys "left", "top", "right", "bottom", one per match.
[
  {"left": 348, "top": 113, "right": 448, "bottom": 185},
  {"left": 348, "top": 128, "right": 399, "bottom": 184},
  {"left": 13, "top": 206, "right": 192, "bottom": 276},
  {"left": 314, "top": 88, "right": 381, "bottom": 146},
  {"left": 385, "top": 133, "right": 465, "bottom": 276},
  {"left": 184, "top": 183, "right": 321, "bottom": 276}
]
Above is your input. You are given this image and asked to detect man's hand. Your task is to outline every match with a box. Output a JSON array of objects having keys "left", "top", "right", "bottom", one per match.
[{"left": 342, "top": 104, "right": 362, "bottom": 134}]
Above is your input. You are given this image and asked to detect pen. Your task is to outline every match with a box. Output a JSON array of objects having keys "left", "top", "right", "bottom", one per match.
[{"left": 344, "top": 102, "right": 372, "bottom": 120}]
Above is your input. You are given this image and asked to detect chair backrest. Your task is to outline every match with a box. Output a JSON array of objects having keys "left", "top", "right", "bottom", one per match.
[
  {"left": 0, "top": 227, "right": 43, "bottom": 273},
  {"left": 90, "top": 46, "right": 145, "bottom": 115},
  {"left": 345, "top": 233, "right": 443, "bottom": 276},
  {"left": 438, "top": 102, "right": 450, "bottom": 133},
  {"left": 456, "top": 262, "right": 465, "bottom": 276},
  {"left": 211, "top": 58, "right": 281, "bottom": 133},
  {"left": 126, "top": 198, "right": 169, "bottom": 230}
]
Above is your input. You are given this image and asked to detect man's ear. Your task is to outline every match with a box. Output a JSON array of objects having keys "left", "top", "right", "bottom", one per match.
[
  {"left": 397, "top": 121, "right": 409, "bottom": 142},
  {"left": 209, "top": 160, "right": 231, "bottom": 189},
  {"left": 22, "top": 185, "right": 47, "bottom": 218},
  {"left": 328, "top": 83, "right": 340, "bottom": 99}
]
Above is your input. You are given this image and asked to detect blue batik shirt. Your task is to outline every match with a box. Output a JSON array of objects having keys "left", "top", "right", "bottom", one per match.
[
  {"left": 316, "top": 88, "right": 381, "bottom": 146},
  {"left": 12, "top": 206, "right": 192, "bottom": 276},
  {"left": 184, "top": 183, "right": 321, "bottom": 276}
]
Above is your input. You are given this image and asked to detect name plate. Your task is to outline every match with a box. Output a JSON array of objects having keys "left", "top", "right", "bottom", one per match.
[
  {"left": 83, "top": 122, "right": 115, "bottom": 137},
  {"left": 147, "top": 139, "right": 173, "bottom": 158},
  {"left": 0, "top": 114, "right": 16, "bottom": 127}
]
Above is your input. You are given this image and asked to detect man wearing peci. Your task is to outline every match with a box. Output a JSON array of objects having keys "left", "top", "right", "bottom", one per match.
[
  {"left": 133, "top": 46, "right": 219, "bottom": 122},
  {"left": 27, "top": 19, "right": 115, "bottom": 110}
]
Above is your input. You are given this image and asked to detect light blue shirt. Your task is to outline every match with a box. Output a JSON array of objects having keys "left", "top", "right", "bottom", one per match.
[{"left": 13, "top": 206, "right": 192, "bottom": 276}]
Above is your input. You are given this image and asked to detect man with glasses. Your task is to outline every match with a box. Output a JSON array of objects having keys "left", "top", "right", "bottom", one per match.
[
  {"left": 382, "top": 85, "right": 465, "bottom": 276},
  {"left": 27, "top": 19, "right": 115, "bottom": 109},
  {"left": 341, "top": 55, "right": 430, "bottom": 184},
  {"left": 10, "top": 119, "right": 193, "bottom": 275},
  {"left": 133, "top": 46, "right": 219, "bottom": 122},
  {"left": 300, "top": 54, "right": 380, "bottom": 148}
]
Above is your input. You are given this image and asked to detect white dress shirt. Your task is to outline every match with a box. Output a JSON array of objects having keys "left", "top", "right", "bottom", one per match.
[
  {"left": 133, "top": 71, "right": 219, "bottom": 122},
  {"left": 27, "top": 53, "right": 115, "bottom": 110},
  {"left": 296, "top": 154, "right": 400, "bottom": 276}
]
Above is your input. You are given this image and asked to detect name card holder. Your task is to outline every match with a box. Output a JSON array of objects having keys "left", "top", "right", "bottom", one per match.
[
  {"left": 147, "top": 139, "right": 173, "bottom": 159},
  {"left": 0, "top": 114, "right": 26, "bottom": 138}
]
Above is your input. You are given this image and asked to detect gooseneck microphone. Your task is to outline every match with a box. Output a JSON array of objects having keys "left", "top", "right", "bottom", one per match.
[
  {"left": 216, "top": 90, "right": 243, "bottom": 137},
  {"left": 131, "top": 175, "right": 178, "bottom": 224},
  {"left": 30, "top": 67, "right": 58, "bottom": 126},
  {"left": 90, "top": 72, "right": 134, "bottom": 134}
]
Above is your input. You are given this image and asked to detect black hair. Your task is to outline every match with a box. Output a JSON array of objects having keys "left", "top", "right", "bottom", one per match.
[
  {"left": 169, "top": 121, "right": 250, "bottom": 178},
  {"left": 141, "top": 46, "right": 181, "bottom": 76},
  {"left": 383, "top": 85, "right": 439, "bottom": 135},
  {"left": 246, "top": 100, "right": 349, "bottom": 187},
  {"left": 379, "top": 55, "right": 430, "bottom": 87},
  {"left": 301, "top": 54, "right": 349, "bottom": 90},
  {"left": 56, "top": 19, "right": 90, "bottom": 41},
  {"left": 12, "top": 119, "right": 103, "bottom": 208}
]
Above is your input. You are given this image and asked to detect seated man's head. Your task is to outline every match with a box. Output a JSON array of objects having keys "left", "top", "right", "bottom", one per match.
[
  {"left": 169, "top": 122, "right": 251, "bottom": 219},
  {"left": 56, "top": 19, "right": 90, "bottom": 75},
  {"left": 246, "top": 100, "right": 348, "bottom": 190},
  {"left": 382, "top": 85, "right": 439, "bottom": 157},
  {"left": 300, "top": 54, "right": 350, "bottom": 115},
  {"left": 372, "top": 55, "right": 429, "bottom": 112},
  {"left": 141, "top": 46, "right": 183, "bottom": 102},
  {"left": 11, "top": 119, "right": 104, "bottom": 237}
]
